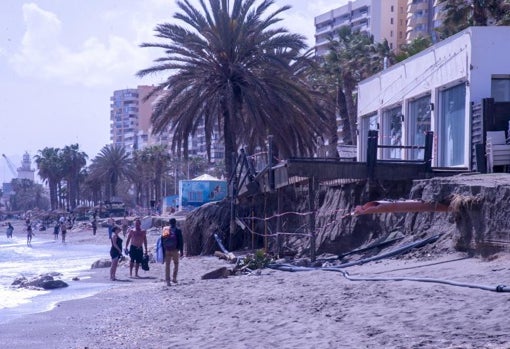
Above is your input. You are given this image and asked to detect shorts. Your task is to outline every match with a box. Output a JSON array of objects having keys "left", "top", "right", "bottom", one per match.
[{"left": 129, "top": 245, "right": 144, "bottom": 264}]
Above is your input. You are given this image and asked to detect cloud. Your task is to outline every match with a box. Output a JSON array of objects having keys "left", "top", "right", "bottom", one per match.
[{"left": 9, "top": 3, "right": 153, "bottom": 87}]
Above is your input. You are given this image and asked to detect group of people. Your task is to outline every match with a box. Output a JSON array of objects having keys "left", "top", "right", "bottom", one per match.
[
  {"left": 52, "top": 216, "right": 73, "bottom": 243},
  {"left": 109, "top": 217, "right": 184, "bottom": 286}
]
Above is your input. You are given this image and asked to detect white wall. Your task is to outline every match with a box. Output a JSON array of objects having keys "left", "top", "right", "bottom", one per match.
[{"left": 356, "top": 26, "right": 510, "bottom": 166}]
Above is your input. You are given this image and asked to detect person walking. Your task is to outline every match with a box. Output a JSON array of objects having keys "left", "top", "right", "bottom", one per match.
[
  {"left": 162, "top": 218, "right": 184, "bottom": 286},
  {"left": 53, "top": 222, "right": 60, "bottom": 240},
  {"left": 6, "top": 222, "right": 14, "bottom": 238},
  {"left": 121, "top": 214, "right": 129, "bottom": 237},
  {"left": 125, "top": 218, "right": 148, "bottom": 278},
  {"left": 60, "top": 219, "right": 67, "bottom": 243},
  {"left": 107, "top": 215, "right": 115, "bottom": 239},
  {"left": 26, "top": 223, "right": 34, "bottom": 246},
  {"left": 91, "top": 218, "right": 97, "bottom": 236},
  {"left": 109, "top": 226, "right": 123, "bottom": 281}
]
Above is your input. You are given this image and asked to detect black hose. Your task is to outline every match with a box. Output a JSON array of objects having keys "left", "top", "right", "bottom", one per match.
[
  {"left": 335, "top": 234, "right": 441, "bottom": 268},
  {"left": 268, "top": 263, "right": 510, "bottom": 292},
  {"left": 267, "top": 233, "right": 510, "bottom": 293}
]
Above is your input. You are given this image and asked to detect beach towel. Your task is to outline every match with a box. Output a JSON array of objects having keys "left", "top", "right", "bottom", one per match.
[{"left": 155, "top": 236, "right": 164, "bottom": 264}]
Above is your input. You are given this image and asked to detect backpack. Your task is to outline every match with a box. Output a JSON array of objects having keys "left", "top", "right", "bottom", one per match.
[{"left": 162, "top": 226, "right": 178, "bottom": 251}]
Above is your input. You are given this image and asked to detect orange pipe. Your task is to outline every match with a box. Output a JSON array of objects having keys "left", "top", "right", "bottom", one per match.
[{"left": 352, "top": 200, "right": 449, "bottom": 216}]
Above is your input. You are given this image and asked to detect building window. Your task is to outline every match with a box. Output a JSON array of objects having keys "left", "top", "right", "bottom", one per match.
[
  {"left": 439, "top": 84, "right": 466, "bottom": 167},
  {"left": 408, "top": 95, "right": 431, "bottom": 160},
  {"left": 382, "top": 106, "right": 402, "bottom": 159},
  {"left": 390, "top": 18, "right": 394, "bottom": 24},
  {"left": 391, "top": 5, "right": 394, "bottom": 12},
  {"left": 491, "top": 76, "right": 510, "bottom": 102},
  {"left": 390, "top": 30, "right": 393, "bottom": 37}
]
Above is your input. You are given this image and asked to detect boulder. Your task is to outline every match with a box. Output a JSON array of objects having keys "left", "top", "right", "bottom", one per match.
[
  {"left": 91, "top": 258, "right": 112, "bottom": 269},
  {"left": 201, "top": 267, "right": 230, "bottom": 280},
  {"left": 12, "top": 273, "right": 68, "bottom": 290}
]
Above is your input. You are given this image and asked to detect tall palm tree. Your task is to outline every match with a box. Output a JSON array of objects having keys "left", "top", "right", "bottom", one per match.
[
  {"left": 325, "top": 26, "right": 393, "bottom": 145},
  {"left": 133, "top": 145, "right": 172, "bottom": 209},
  {"left": 89, "top": 144, "right": 132, "bottom": 199},
  {"left": 437, "top": 0, "right": 510, "bottom": 39},
  {"left": 137, "top": 0, "right": 328, "bottom": 177},
  {"left": 60, "top": 144, "right": 88, "bottom": 210},
  {"left": 34, "top": 147, "right": 63, "bottom": 210}
]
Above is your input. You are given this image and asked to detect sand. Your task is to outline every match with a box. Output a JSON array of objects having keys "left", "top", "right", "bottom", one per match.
[{"left": 2, "top": 221, "right": 510, "bottom": 348}]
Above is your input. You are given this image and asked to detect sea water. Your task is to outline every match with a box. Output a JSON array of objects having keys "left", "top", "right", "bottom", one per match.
[{"left": 0, "top": 234, "right": 111, "bottom": 324}]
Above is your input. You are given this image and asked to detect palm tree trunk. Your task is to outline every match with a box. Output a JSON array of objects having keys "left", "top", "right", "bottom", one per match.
[
  {"left": 336, "top": 85, "right": 352, "bottom": 145},
  {"left": 222, "top": 107, "right": 236, "bottom": 179},
  {"left": 343, "top": 77, "right": 358, "bottom": 146}
]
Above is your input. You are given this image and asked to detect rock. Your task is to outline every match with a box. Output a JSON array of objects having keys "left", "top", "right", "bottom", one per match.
[
  {"left": 201, "top": 267, "right": 230, "bottom": 280},
  {"left": 12, "top": 273, "right": 68, "bottom": 290},
  {"left": 41, "top": 279, "right": 68, "bottom": 289},
  {"left": 91, "top": 259, "right": 112, "bottom": 269}
]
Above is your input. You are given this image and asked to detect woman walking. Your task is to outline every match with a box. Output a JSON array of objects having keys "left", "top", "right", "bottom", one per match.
[{"left": 109, "top": 226, "right": 123, "bottom": 281}]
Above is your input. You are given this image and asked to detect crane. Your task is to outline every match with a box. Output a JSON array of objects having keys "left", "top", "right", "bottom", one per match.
[{"left": 2, "top": 154, "right": 18, "bottom": 178}]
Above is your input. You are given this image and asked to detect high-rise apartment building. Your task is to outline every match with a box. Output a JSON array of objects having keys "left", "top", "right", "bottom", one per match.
[
  {"left": 110, "top": 85, "right": 164, "bottom": 153},
  {"left": 406, "top": 0, "right": 438, "bottom": 42},
  {"left": 314, "top": 0, "right": 408, "bottom": 56},
  {"left": 110, "top": 86, "right": 223, "bottom": 161}
]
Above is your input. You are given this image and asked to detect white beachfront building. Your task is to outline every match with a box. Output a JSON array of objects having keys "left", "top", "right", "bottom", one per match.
[{"left": 357, "top": 26, "right": 510, "bottom": 169}]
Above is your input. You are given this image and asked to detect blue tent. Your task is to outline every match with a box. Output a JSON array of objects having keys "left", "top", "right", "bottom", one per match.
[{"left": 179, "top": 174, "right": 227, "bottom": 210}]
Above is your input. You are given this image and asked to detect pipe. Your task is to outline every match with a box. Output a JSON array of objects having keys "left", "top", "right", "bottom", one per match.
[
  {"left": 267, "top": 263, "right": 510, "bottom": 293},
  {"left": 267, "top": 234, "right": 510, "bottom": 293}
]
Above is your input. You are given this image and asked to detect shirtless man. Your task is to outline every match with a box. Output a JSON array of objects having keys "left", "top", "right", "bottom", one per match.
[{"left": 125, "top": 218, "right": 148, "bottom": 278}]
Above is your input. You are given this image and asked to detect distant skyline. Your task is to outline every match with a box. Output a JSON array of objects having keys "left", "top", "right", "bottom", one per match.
[{"left": 0, "top": 0, "right": 348, "bottom": 183}]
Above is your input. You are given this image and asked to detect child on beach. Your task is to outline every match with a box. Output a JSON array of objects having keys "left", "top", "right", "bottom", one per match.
[
  {"left": 60, "top": 220, "right": 67, "bottom": 243},
  {"left": 53, "top": 223, "right": 59, "bottom": 240},
  {"left": 26, "top": 223, "right": 34, "bottom": 246},
  {"left": 92, "top": 218, "right": 97, "bottom": 236},
  {"left": 110, "top": 226, "right": 123, "bottom": 281},
  {"left": 6, "top": 222, "right": 14, "bottom": 238}
]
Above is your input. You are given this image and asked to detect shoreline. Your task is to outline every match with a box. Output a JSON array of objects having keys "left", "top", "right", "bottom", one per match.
[{"left": 2, "top": 250, "right": 510, "bottom": 348}]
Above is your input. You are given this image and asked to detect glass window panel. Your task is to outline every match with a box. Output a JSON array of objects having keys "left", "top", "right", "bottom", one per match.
[
  {"left": 491, "top": 78, "right": 510, "bottom": 102},
  {"left": 382, "top": 106, "right": 402, "bottom": 159},
  {"left": 440, "top": 84, "right": 466, "bottom": 167},
  {"left": 408, "top": 95, "right": 431, "bottom": 160}
]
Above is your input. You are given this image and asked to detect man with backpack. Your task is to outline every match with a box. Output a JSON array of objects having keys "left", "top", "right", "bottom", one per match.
[{"left": 162, "top": 218, "right": 183, "bottom": 286}]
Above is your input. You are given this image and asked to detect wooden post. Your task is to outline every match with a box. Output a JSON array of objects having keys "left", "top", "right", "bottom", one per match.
[
  {"left": 276, "top": 188, "right": 282, "bottom": 258},
  {"left": 475, "top": 143, "right": 487, "bottom": 173},
  {"left": 366, "top": 130, "right": 378, "bottom": 179},
  {"left": 423, "top": 131, "right": 433, "bottom": 172},
  {"left": 268, "top": 135, "right": 275, "bottom": 191},
  {"left": 308, "top": 177, "right": 316, "bottom": 262},
  {"left": 229, "top": 151, "right": 237, "bottom": 251}
]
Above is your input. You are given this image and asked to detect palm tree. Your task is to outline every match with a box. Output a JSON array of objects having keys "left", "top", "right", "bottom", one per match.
[
  {"left": 89, "top": 144, "right": 132, "bottom": 199},
  {"left": 437, "top": 0, "right": 510, "bottom": 39},
  {"left": 35, "top": 147, "right": 63, "bottom": 210},
  {"left": 60, "top": 144, "right": 87, "bottom": 210},
  {"left": 325, "top": 26, "right": 393, "bottom": 145},
  {"left": 137, "top": 0, "right": 328, "bottom": 177},
  {"left": 395, "top": 36, "right": 432, "bottom": 62},
  {"left": 132, "top": 145, "right": 171, "bottom": 209}
]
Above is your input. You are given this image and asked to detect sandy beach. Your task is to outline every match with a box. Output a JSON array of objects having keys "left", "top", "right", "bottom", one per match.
[{"left": 2, "top": 221, "right": 510, "bottom": 349}]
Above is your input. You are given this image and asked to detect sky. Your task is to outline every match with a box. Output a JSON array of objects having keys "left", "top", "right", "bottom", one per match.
[{"left": 0, "top": 0, "right": 349, "bottom": 183}]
